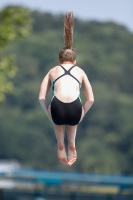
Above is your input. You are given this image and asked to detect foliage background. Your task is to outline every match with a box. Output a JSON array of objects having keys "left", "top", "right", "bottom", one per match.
[{"left": 0, "top": 8, "right": 133, "bottom": 174}]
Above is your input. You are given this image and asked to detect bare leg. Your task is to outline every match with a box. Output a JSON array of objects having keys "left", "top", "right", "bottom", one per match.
[
  {"left": 66, "top": 125, "right": 77, "bottom": 166},
  {"left": 53, "top": 124, "right": 68, "bottom": 165},
  {"left": 48, "top": 105, "right": 67, "bottom": 165}
]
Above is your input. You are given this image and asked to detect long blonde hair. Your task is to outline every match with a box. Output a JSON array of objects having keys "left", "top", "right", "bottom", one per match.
[
  {"left": 64, "top": 12, "right": 74, "bottom": 49},
  {"left": 59, "top": 12, "right": 76, "bottom": 63}
]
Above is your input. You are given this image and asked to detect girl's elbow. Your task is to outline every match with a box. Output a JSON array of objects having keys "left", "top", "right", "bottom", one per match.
[
  {"left": 91, "top": 94, "right": 94, "bottom": 103},
  {"left": 38, "top": 96, "right": 44, "bottom": 101},
  {"left": 90, "top": 97, "right": 94, "bottom": 104}
]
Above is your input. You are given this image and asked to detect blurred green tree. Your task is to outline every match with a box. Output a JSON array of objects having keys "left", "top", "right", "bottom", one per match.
[
  {"left": 0, "top": 6, "right": 32, "bottom": 102},
  {"left": 0, "top": 10, "right": 133, "bottom": 174}
]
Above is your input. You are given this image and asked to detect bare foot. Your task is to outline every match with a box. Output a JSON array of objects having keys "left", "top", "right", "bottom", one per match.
[
  {"left": 67, "top": 144, "right": 77, "bottom": 166},
  {"left": 58, "top": 144, "right": 68, "bottom": 165}
]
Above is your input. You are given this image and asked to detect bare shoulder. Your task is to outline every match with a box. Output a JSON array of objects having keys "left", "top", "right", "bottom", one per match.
[
  {"left": 40, "top": 66, "right": 58, "bottom": 82},
  {"left": 76, "top": 66, "right": 87, "bottom": 78},
  {"left": 44, "top": 65, "right": 58, "bottom": 77},
  {"left": 76, "top": 66, "right": 83, "bottom": 73},
  {"left": 49, "top": 65, "right": 59, "bottom": 74}
]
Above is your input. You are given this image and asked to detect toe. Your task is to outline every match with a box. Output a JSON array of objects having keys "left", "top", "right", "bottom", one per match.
[{"left": 68, "top": 158, "right": 76, "bottom": 166}]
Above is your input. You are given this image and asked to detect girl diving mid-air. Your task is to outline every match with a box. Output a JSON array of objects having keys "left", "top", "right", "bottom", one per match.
[{"left": 39, "top": 12, "right": 94, "bottom": 166}]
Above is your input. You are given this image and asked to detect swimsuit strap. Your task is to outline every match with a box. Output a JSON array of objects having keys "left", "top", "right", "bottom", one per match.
[
  {"left": 61, "top": 65, "right": 81, "bottom": 85},
  {"left": 52, "top": 65, "right": 81, "bottom": 90}
]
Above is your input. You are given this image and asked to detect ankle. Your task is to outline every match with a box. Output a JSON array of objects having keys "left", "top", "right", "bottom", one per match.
[
  {"left": 58, "top": 143, "right": 64, "bottom": 151},
  {"left": 68, "top": 143, "right": 75, "bottom": 151}
]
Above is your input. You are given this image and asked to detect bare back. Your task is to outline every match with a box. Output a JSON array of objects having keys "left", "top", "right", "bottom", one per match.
[
  {"left": 39, "top": 62, "right": 94, "bottom": 112},
  {"left": 49, "top": 64, "right": 83, "bottom": 103}
]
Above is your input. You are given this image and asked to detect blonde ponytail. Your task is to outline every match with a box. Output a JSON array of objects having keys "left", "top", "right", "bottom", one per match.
[
  {"left": 59, "top": 12, "right": 76, "bottom": 63},
  {"left": 64, "top": 12, "right": 74, "bottom": 49}
]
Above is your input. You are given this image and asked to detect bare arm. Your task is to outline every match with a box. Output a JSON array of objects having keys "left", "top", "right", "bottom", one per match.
[
  {"left": 38, "top": 71, "right": 51, "bottom": 117},
  {"left": 82, "top": 71, "right": 94, "bottom": 115}
]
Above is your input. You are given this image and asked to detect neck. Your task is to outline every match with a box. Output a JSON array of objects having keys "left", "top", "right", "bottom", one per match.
[
  {"left": 62, "top": 62, "right": 73, "bottom": 64},
  {"left": 59, "top": 61, "right": 76, "bottom": 65}
]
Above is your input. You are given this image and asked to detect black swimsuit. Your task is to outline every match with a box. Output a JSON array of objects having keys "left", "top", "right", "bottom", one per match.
[{"left": 51, "top": 65, "right": 82, "bottom": 126}]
